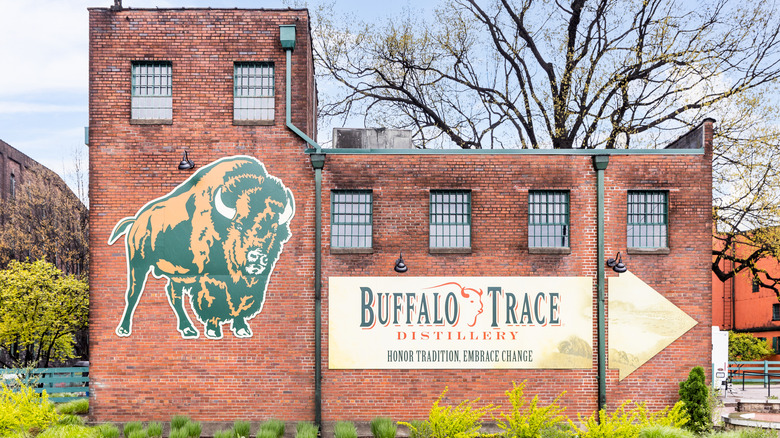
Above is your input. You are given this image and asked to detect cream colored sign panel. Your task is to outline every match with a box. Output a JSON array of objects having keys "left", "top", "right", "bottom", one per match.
[
  {"left": 329, "top": 277, "right": 592, "bottom": 369},
  {"left": 608, "top": 271, "right": 698, "bottom": 380}
]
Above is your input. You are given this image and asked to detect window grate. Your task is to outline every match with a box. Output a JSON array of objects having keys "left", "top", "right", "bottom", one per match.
[
  {"left": 429, "top": 190, "right": 471, "bottom": 248},
  {"left": 774, "top": 304, "right": 780, "bottom": 321},
  {"left": 131, "top": 61, "right": 172, "bottom": 120},
  {"left": 753, "top": 276, "right": 761, "bottom": 293},
  {"left": 528, "top": 190, "right": 569, "bottom": 248},
  {"left": 331, "top": 190, "right": 372, "bottom": 248},
  {"left": 627, "top": 191, "right": 668, "bottom": 248},
  {"left": 234, "top": 62, "right": 275, "bottom": 121}
]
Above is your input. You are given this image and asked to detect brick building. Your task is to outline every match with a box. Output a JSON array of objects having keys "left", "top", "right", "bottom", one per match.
[
  {"left": 0, "top": 139, "right": 39, "bottom": 201},
  {"left": 88, "top": 6, "right": 712, "bottom": 427},
  {"left": 713, "top": 240, "right": 780, "bottom": 358}
]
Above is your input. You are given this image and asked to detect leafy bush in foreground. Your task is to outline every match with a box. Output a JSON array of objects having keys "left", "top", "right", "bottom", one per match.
[{"left": 0, "top": 383, "right": 62, "bottom": 436}]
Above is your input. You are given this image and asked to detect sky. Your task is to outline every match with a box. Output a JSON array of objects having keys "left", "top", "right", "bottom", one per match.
[{"left": 0, "top": 0, "right": 426, "bottom": 199}]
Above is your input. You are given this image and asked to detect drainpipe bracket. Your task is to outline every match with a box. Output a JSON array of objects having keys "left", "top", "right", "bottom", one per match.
[
  {"left": 310, "top": 153, "right": 326, "bottom": 170},
  {"left": 593, "top": 154, "right": 610, "bottom": 171}
]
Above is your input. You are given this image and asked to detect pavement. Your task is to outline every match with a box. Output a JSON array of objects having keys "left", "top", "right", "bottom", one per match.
[{"left": 718, "top": 382, "right": 780, "bottom": 425}]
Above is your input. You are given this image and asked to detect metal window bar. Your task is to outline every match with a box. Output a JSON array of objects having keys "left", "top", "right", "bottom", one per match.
[
  {"left": 429, "top": 190, "right": 471, "bottom": 248},
  {"left": 627, "top": 191, "right": 668, "bottom": 248},
  {"left": 234, "top": 62, "right": 275, "bottom": 121},
  {"left": 774, "top": 304, "right": 780, "bottom": 321},
  {"left": 131, "top": 62, "right": 172, "bottom": 120},
  {"left": 528, "top": 191, "right": 569, "bottom": 248},
  {"left": 331, "top": 191, "right": 373, "bottom": 248}
]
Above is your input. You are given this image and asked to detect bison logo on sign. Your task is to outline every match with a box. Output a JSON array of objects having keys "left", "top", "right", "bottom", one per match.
[{"left": 108, "top": 156, "right": 295, "bottom": 339}]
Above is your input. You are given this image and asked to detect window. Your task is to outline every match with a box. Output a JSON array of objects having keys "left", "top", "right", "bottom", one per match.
[
  {"left": 331, "top": 190, "right": 372, "bottom": 249},
  {"left": 627, "top": 191, "right": 668, "bottom": 248},
  {"left": 131, "top": 61, "right": 172, "bottom": 121},
  {"left": 429, "top": 190, "right": 471, "bottom": 250},
  {"left": 234, "top": 62, "right": 274, "bottom": 122},
  {"left": 9, "top": 173, "right": 15, "bottom": 199},
  {"left": 528, "top": 190, "right": 569, "bottom": 248},
  {"left": 774, "top": 337, "right": 780, "bottom": 354},
  {"left": 774, "top": 303, "right": 780, "bottom": 321},
  {"left": 753, "top": 276, "right": 761, "bottom": 293}
]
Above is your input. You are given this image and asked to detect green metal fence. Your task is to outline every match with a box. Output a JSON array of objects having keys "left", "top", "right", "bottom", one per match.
[
  {"left": 1, "top": 367, "right": 89, "bottom": 403},
  {"left": 728, "top": 361, "right": 780, "bottom": 386}
]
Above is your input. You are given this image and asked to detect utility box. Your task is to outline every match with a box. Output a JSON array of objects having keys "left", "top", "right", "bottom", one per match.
[{"left": 333, "top": 128, "right": 413, "bottom": 149}]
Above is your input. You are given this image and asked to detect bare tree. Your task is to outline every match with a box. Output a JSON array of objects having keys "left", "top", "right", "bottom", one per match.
[
  {"left": 0, "top": 163, "right": 89, "bottom": 276},
  {"left": 315, "top": 0, "right": 780, "bottom": 149}
]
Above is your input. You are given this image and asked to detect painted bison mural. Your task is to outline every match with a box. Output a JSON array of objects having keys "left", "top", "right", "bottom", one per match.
[{"left": 108, "top": 156, "right": 295, "bottom": 339}]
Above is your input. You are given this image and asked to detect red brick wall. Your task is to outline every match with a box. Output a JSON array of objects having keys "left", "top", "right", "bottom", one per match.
[
  {"left": 88, "top": 8, "right": 317, "bottom": 422},
  {"left": 319, "top": 148, "right": 712, "bottom": 419},
  {"left": 89, "top": 7, "right": 712, "bottom": 424}
]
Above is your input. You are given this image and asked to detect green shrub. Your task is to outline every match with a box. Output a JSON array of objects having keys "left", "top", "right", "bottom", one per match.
[
  {"left": 257, "top": 430, "right": 277, "bottom": 438},
  {"left": 129, "top": 429, "right": 147, "bottom": 438},
  {"left": 371, "top": 417, "right": 397, "bottom": 438},
  {"left": 639, "top": 425, "right": 694, "bottom": 438},
  {"left": 233, "top": 420, "right": 251, "bottom": 438},
  {"left": 124, "top": 422, "right": 143, "bottom": 438},
  {"left": 171, "top": 416, "right": 191, "bottom": 431},
  {"left": 94, "top": 423, "right": 120, "bottom": 438},
  {"left": 259, "top": 419, "right": 285, "bottom": 438},
  {"left": 405, "top": 420, "right": 431, "bottom": 438},
  {"left": 58, "top": 414, "right": 86, "bottom": 426},
  {"left": 214, "top": 430, "right": 234, "bottom": 438},
  {"left": 570, "top": 400, "right": 688, "bottom": 438},
  {"left": 496, "top": 381, "right": 568, "bottom": 438},
  {"left": 185, "top": 421, "right": 202, "bottom": 438},
  {"left": 709, "top": 430, "right": 777, "bottom": 438},
  {"left": 678, "top": 366, "right": 712, "bottom": 435},
  {"left": 146, "top": 422, "right": 163, "bottom": 438},
  {"left": 400, "top": 388, "right": 494, "bottom": 438},
  {"left": 334, "top": 421, "right": 358, "bottom": 438},
  {"left": 57, "top": 399, "right": 90, "bottom": 415},
  {"left": 295, "top": 422, "right": 318, "bottom": 438},
  {"left": 0, "top": 383, "right": 62, "bottom": 436}
]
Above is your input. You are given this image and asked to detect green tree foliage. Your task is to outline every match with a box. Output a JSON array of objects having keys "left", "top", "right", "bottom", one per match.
[
  {"left": 677, "top": 366, "right": 712, "bottom": 435},
  {"left": 0, "top": 260, "right": 88, "bottom": 367},
  {"left": 728, "top": 331, "right": 773, "bottom": 361}
]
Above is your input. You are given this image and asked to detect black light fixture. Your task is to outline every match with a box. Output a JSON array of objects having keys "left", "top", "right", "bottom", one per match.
[
  {"left": 606, "top": 251, "right": 627, "bottom": 273},
  {"left": 178, "top": 151, "right": 195, "bottom": 170},
  {"left": 394, "top": 252, "right": 408, "bottom": 273}
]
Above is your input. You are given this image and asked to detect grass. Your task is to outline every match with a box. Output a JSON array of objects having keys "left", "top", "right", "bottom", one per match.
[
  {"left": 213, "top": 430, "right": 233, "bottom": 438},
  {"left": 295, "top": 422, "right": 318, "bottom": 438},
  {"left": 258, "top": 419, "right": 285, "bottom": 438},
  {"left": 57, "top": 415, "right": 85, "bottom": 426},
  {"left": 147, "top": 422, "right": 163, "bottom": 438},
  {"left": 184, "top": 421, "right": 202, "bottom": 438},
  {"left": 170, "top": 416, "right": 191, "bottom": 431},
  {"left": 57, "top": 399, "right": 89, "bottom": 415},
  {"left": 123, "top": 422, "right": 143, "bottom": 438},
  {"left": 128, "top": 429, "right": 147, "bottom": 438},
  {"left": 370, "top": 417, "right": 397, "bottom": 438},
  {"left": 233, "top": 420, "right": 251, "bottom": 438},
  {"left": 334, "top": 420, "right": 358, "bottom": 438},
  {"left": 94, "top": 424, "right": 120, "bottom": 438}
]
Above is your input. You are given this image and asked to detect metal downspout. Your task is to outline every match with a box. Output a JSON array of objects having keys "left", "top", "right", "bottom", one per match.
[
  {"left": 593, "top": 155, "right": 609, "bottom": 414},
  {"left": 283, "top": 37, "right": 324, "bottom": 428}
]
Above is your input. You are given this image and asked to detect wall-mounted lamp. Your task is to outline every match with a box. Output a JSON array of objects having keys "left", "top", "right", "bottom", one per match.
[
  {"left": 606, "top": 252, "right": 627, "bottom": 273},
  {"left": 178, "top": 151, "right": 195, "bottom": 170},
  {"left": 394, "top": 252, "right": 408, "bottom": 273}
]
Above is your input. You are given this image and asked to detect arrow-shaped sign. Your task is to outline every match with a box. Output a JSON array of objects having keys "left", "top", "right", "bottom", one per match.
[{"left": 608, "top": 271, "right": 698, "bottom": 380}]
